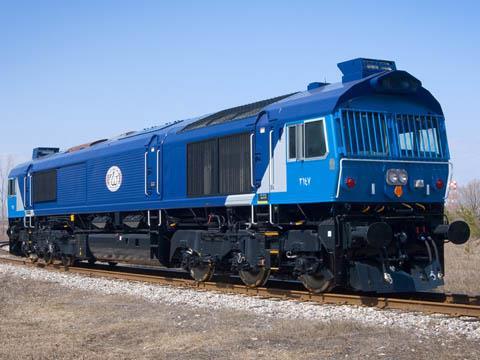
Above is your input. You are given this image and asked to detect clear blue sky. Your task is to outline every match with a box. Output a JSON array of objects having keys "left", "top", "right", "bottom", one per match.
[{"left": 0, "top": 1, "right": 478, "bottom": 184}]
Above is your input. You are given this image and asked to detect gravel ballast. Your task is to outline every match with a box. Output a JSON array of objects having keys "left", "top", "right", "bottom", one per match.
[{"left": 0, "top": 263, "right": 479, "bottom": 340}]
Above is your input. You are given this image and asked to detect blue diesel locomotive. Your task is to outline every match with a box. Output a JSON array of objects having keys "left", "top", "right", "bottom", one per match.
[{"left": 7, "top": 58, "right": 470, "bottom": 293}]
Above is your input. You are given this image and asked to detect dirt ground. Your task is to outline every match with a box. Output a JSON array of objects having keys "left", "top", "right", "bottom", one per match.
[{"left": 1, "top": 274, "right": 479, "bottom": 360}]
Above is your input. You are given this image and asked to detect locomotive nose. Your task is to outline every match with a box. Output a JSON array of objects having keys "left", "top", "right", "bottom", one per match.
[{"left": 434, "top": 220, "right": 470, "bottom": 245}]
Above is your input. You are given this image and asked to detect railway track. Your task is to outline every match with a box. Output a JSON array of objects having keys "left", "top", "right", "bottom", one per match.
[{"left": 0, "top": 250, "right": 479, "bottom": 318}]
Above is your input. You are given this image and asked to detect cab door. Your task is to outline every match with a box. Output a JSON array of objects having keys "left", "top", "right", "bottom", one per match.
[
  {"left": 254, "top": 113, "right": 287, "bottom": 197},
  {"left": 24, "top": 165, "right": 33, "bottom": 212},
  {"left": 144, "top": 135, "right": 162, "bottom": 198},
  {"left": 7, "top": 177, "right": 25, "bottom": 218},
  {"left": 21, "top": 165, "right": 34, "bottom": 227},
  {"left": 254, "top": 113, "right": 274, "bottom": 194},
  {"left": 285, "top": 117, "right": 331, "bottom": 202}
]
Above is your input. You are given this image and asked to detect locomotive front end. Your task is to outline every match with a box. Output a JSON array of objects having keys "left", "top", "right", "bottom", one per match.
[{"left": 331, "top": 61, "right": 470, "bottom": 292}]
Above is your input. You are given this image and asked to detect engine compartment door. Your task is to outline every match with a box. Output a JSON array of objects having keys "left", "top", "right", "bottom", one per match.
[{"left": 144, "top": 135, "right": 162, "bottom": 198}]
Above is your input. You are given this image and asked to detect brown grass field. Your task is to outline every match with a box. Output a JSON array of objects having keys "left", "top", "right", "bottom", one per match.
[
  {"left": 0, "top": 228, "right": 479, "bottom": 359},
  {"left": 443, "top": 238, "right": 480, "bottom": 294},
  {"left": 1, "top": 275, "right": 480, "bottom": 360},
  {"left": 0, "top": 221, "right": 7, "bottom": 241}
]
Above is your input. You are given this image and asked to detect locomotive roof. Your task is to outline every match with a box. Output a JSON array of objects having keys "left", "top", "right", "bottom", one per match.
[
  {"left": 180, "top": 92, "right": 298, "bottom": 132},
  {"left": 9, "top": 59, "right": 444, "bottom": 178},
  {"left": 179, "top": 65, "right": 442, "bottom": 133},
  {"left": 177, "top": 80, "right": 370, "bottom": 133}
]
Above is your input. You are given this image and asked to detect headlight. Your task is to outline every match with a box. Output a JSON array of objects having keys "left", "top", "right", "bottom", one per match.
[
  {"left": 398, "top": 170, "right": 408, "bottom": 185},
  {"left": 387, "top": 171, "right": 399, "bottom": 185},
  {"left": 386, "top": 169, "right": 408, "bottom": 186}
]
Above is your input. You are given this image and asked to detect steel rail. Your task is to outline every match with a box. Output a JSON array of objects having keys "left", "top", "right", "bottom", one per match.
[{"left": 0, "top": 254, "right": 479, "bottom": 318}]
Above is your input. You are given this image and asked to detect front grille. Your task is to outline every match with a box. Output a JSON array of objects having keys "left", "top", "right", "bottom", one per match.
[{"left": 336, "top": 109, "right": 448, "bottom": 160}]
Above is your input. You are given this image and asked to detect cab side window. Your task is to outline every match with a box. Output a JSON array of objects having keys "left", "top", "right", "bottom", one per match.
[
  {"left": 8, "top": 179, "right": 16, "bottom": 196},
  {"left": 305, "top": 120, "right": 327, "bottom": 158},
  {"left": 288, "top": 125, "right": 297, "bottom": 159},
  {"left": 287, "top": 118, "right": 328, "bottom": 160}
]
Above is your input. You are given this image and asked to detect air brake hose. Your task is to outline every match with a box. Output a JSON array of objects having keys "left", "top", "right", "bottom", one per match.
[
  {"left": 421, "top": 236, "right": 436, "bottom": 280},
  {"left": 428, "top": 236, "right": 443, "bottom": 279}
]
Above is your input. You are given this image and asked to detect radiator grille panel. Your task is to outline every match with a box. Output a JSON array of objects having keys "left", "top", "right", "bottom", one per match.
[
  {"left": 187, "top": 139, "right": 218, "bottom": 196},
  {"left": 187, "top": 133, "right": 251, "bottom": 197},
  {"left": 337, "top": 109, "right": 447, "bottom": 160},
  {"left": 219, "top": 133, "right": 251, "bottom": 194},
  {"left": 33, "top": 170, "right": 57, "bottom": 203}
]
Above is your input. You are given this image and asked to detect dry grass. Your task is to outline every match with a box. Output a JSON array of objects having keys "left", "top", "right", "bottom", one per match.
[
  {"left": 0, "top": 222, "right": 7, "bottom": 241},
  {"left": 1, "top": 275, "right": 480, "bottom": 360},
  {"left": 443, "top": 238, "right": 480, "bottom": 294}
]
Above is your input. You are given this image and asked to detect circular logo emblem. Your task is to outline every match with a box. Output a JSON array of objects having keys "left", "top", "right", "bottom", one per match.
[{"left": 106, "top": 166, "right": 122, "bottom": 192}]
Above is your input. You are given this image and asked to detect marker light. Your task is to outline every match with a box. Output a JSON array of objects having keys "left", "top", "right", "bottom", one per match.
[
  {"left": 370, "top": 71, "right": 421, "bottom": 94},
  {"left": 436, "top": 179, "right": 444, "bottom": 189},
  {"left": 414, "top": 179, "right": 425, "bottom": 188},
  {"left": 394, "top": 186, "right": 403, "bottom": 198},
  {"left": 345, "top": 177, "right": 356, "bottom": 189}
]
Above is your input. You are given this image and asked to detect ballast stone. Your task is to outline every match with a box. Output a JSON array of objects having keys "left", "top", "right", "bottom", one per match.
[{"left": 0, "top": 262, "right": 478, "bottom": 340}]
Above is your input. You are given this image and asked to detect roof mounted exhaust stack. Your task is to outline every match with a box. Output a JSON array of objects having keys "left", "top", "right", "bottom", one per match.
[
  {"left": 32, "top": 147, "right": 59, "bottom": 160},
  {"left": 338, "top": 58, "right": 396, "bottom": 83}
]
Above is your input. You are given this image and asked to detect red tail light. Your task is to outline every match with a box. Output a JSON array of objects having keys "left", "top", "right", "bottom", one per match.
[
  {"left": 435, "top": 179, "right": 444, "bottom": 189},
  {"left": 345, "top": 177, "right": 356, "bottom": 189}
]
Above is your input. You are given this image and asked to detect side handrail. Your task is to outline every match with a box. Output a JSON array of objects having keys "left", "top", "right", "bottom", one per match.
[
  {"left": 156, "top": 149, "right": 161, "bottom": 195},
  {"left": 250, "top": 133, "right": 254, "bottom": 189},
  {"left": 269, "top": 130, "right": 274, "bottom": 189},
  {"left": 144, "top": 152, "right": 148, "bottom": 196},
  {"left": 23, "top": 176, "right": 27, "bottom": 207},
  {"left": 28, "top": 174, "right": 32, "bottom": 207}
]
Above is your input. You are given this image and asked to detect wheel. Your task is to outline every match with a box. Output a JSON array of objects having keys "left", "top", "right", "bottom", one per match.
[
  {"left": 44, "top": 252, "right": 54, "bottom": 265},
  {"left": 299, "top": 269, "right": 334, "bottom": 294},
  {"left": 61, "top": 255, "right": 74, "bottom": 267},
  {"left": 21, "top": 242, "right": 30, "bottom": 257},
  {"left": 239, "top": 267, "right": 270, "bottom": 288},
  {"left": 190, "top": 262, "right": 214, "bottom": 282},
  {"left": 108, "top": 262, "right": 118, "bottom": 267}
]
